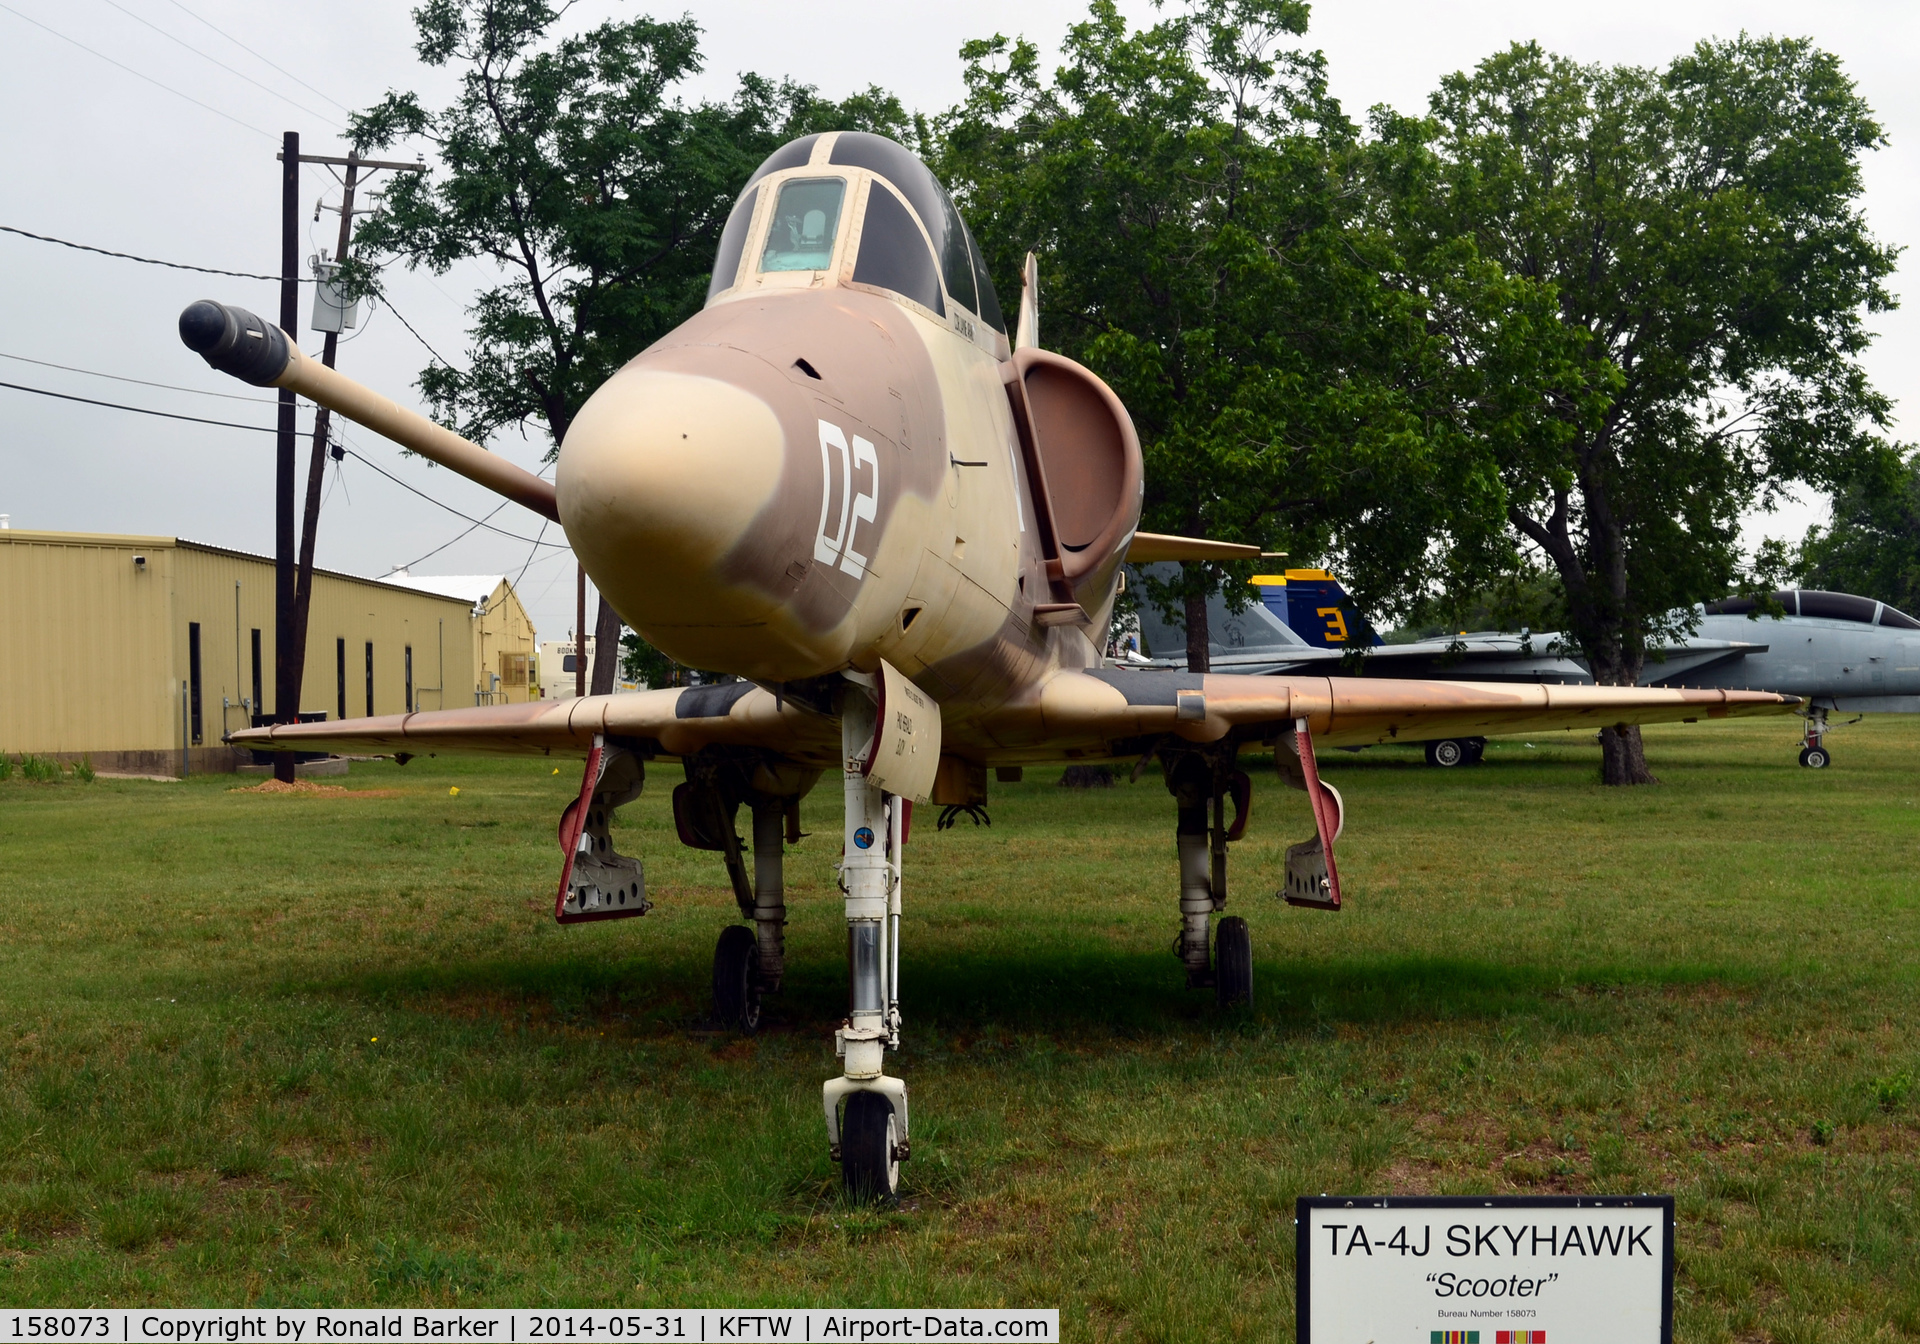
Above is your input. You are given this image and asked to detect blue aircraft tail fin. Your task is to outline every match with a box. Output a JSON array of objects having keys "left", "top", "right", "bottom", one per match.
[{"left": 1250, "top": 569, "right": 1382, "bottom": 649}]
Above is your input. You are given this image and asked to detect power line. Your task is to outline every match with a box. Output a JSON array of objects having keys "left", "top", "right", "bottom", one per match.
[
  {"left": 5, "top": 373, "right": 563, "bottom": 553},
  {"left": 159, "top": 0, "right": 351, "bottom": 114},
  {"left": 0, "top": 223, "right": 309, "bottom": 281},
  {"left": 0, "top": 378, "right": 279, "bottom": 432},
  {"left": 380, "top": 293, "right": 459, "bottom": 368},
  {"left": 0, "top": 350, "right": 277, "bottom": 403},
  {"left": 0, "top": 1, "right": 274, "bottom": 141},
  {"left": 513, "top": 517, "right": 553, "bottom": 589},
  {"left": 393, "top": 498, "right": 513, "bottom": 571},
  {"left": 337, "top": 445, "right": 567, "bottom": 547},
  {"left": 95, "top": 0, "right": 340, "bottom": 127}
]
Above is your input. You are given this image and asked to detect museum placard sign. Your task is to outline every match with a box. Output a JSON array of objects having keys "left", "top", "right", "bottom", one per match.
[{"left": 1297, "top": 1195, "right": 1674, "bottom": 1344}]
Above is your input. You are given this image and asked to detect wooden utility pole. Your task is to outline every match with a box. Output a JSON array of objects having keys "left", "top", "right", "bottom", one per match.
[
  {"left": 275, "top": 131, "right": 300, "bottom": 783},
  {"left": 290, "top": 150, "right": 362, "bottom": 707},
  {"left": 575, "top": 565, "right": 587, "bottom": 698},
  {"left": 273, "top": 147, "right": 426, "bottom": 745}
]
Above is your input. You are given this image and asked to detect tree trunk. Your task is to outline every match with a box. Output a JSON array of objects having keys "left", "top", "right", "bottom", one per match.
[
  {"left": 1183, "top": 578, "right": 1210, "bottom": 674},
  {"left": 1587, "top": 643, "right": 1657, "bottom": 786},
  {"left": 589, "top": 596, "right": 622, "bottom": 696},
  {"left": 1599, "top": 723, "right": 1657, "bottom": 785}
]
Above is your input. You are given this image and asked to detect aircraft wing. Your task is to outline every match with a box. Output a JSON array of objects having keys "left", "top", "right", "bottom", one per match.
[
  {"left": 1028, "top": 669, "right": 1795, "bottom": 753},
  {"left": 234, "top": 669, "right": 1795, "bottom": 767},
  {"left": 228, "top": 683, "right": 841, "bottom": 765}
]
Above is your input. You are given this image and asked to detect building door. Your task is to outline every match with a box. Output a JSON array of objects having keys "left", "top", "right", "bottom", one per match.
[
  {"left": 405, "top": 645, "right": 414, "bottom": 713},
  {"left": 250, "top": 629, "right": 262, "bottom": 715},
  {"left": 188, "top": 622, "right": 204, "bottom": 745},
  {"left": 365, "top": 642, "right": 375, "bottom": 717},
  {"left": 336, "top": 638, "right": 346, "bottom": 721}
]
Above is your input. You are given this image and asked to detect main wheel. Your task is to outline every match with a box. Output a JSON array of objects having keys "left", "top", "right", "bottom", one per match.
[
  {"left": 711, "top": 924, "right": 761, "bottom": 1033},
  {"left": 1215, "top": 915, "right": 1253, "bottom": 1009},
  {"left": 1425, "top": 739, "right": 1467, "bottom": 768},
  {"left": 1800, "top": 745, "right": 1831, "bottom": 769},
  {"left": 840, "top": 1090, "right": 900, "bottom": 1202}
]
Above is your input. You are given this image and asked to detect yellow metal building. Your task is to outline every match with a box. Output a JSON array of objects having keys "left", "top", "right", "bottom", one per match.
[
  {"left": 381, "top": 572, "right": 540, "bottom": 704},
  {"left": 0, "top": 529, "right": 483, "bottom": 774}
]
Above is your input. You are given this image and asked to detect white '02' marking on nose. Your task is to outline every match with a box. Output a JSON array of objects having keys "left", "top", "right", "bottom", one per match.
[{"left": 814, "top": 418, "right": 878, "bottom": 580}]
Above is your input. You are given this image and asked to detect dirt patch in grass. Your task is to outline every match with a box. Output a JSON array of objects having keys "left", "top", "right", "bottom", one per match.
[{"left": 230, "top": 780, "right": 406, "bottom": 798}]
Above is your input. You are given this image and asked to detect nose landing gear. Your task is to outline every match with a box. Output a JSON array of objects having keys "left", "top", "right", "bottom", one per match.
[{"left": 821, "top": 680, "right": 925, "bottom": 1203}]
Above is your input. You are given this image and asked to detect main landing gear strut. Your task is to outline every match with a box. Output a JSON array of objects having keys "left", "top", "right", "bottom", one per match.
[
  {"left": 1798, "top": 706, "right": 1832, "bottom": 769},
  {"left": 823, "top": 688, "right": 909, "bottom": 1201},
  {"left": 1159, "top": 720, "right": 1347, "bottom": 1010},
  {"left": 674, "top": 751, "right": 814, "bottom": 1034},
  {"left": 1162, "top": 747, "right": 1254, "bottom": 1007}
]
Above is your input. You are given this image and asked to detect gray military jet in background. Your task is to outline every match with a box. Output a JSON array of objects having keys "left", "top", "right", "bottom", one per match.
[{"left": 1125, "top": 567, "right": 1919, "bottom": 768}]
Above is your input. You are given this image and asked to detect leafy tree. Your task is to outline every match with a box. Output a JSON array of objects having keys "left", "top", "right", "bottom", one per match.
[
  {"left": 1798, "top": 445, "right": 1920, "bottom": 614},
  {"left": 1386, "top": 565, "right": 1568, "bottom": 644},
  {"left": 618, "top": 628, "right": 681, "bottom": 688},
  {"left": 347, "top": 0, "right": 906, "bottom": 690},
  {"left": 1369, "top": 38, "right": 1898, "bottom": 783},
  {"left": 935, "top": 0, "right": 1494, "bottom": 671}
]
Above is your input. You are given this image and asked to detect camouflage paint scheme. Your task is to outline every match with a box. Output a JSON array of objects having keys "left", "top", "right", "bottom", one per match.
[{"left": 229, "top": 131, "right": 1791, "bottom": 781}]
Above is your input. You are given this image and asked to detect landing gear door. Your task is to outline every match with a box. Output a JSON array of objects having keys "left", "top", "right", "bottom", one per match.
[
  {"left": 1279, "top": 719, "right": 1343, "bottom": 911},
  {"left": 860, "top": 660, "right": 942, "bottom": 804},
  {"left": 555, "top": 737, "right": 650, "bottom": 923}
]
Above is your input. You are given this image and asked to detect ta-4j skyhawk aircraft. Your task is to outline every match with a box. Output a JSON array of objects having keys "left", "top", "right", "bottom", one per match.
[{"left": 181, "top": 131, "right": 1793, "bottom": 1201}]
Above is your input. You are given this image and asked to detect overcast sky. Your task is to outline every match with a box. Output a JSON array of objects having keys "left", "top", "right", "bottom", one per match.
[{"left": 2, "top": 0, "right": 1913, "bottom": 642}]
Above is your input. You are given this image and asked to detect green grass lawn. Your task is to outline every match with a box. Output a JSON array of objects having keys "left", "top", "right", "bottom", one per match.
[{"left": 0, "top": 714, "right": 1914, "bottom": 1339}]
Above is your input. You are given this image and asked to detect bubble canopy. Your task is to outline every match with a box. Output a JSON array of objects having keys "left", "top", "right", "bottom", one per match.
[{"left": 705, "top": 131, "right": 1005, "bottom": 336}]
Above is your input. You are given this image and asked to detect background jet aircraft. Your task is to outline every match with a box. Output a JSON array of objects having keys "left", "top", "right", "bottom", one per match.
[
  {"left": 1133, "top": 566, "right": 1915, "bottom": 767},
  {"left": 180, "top": 131, "right": 1791, "bottom": 1200}
]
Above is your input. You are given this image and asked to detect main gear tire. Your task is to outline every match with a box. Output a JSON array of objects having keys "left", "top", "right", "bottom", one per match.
[
  {"left": 840, "top": 1091, "right": 901, "bottom": 1203},
  {"left": 712, "top": 924, "right": 762, "bottom": 1033},
  {"left": 1215, "top": 915, "right": 1253, "bottom": 1009},
  {"left": 1425, "top": 739, "right": 1468, "bottom": 768}
]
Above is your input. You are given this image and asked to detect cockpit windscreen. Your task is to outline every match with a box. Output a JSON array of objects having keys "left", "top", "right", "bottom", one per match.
[
  {"left": 850, "top": 183, "right": 944, "bottom": 316},
  {"left": 829, "top": 132, "right": 1004, "bottom": 332},
  {"left": 760, "top": 179, "right": 845, "bottom": 273}
]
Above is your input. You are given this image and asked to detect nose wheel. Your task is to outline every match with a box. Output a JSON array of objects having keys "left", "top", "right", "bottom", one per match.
[
  {"left": 712, "top": 924, "right": 762, "bottom": 1033},
  {"left": 839, "top": 1090, "right": 902, "bottom": 1202},
  {"left": 1799, "top": 745, "right": 1831, "bottom": 769}
]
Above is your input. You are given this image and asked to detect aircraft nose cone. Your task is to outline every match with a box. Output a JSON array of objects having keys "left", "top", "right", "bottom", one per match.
[{"left": 556, "top": 364, "right": 787, "bottom": 644}]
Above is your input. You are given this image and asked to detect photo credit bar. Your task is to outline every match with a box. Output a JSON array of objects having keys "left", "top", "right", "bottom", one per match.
[
  {"left": 0, "top": 1313, "right": 1058, "bottom": 1344},
  {"left": 1297, "top": 1195, "right": 1675, "bottom": 1344}
]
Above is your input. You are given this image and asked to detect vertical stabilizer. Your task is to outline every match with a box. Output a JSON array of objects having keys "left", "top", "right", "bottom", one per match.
[{"left": 1258, "top": 569, "right": 1382, "bottom": 649}]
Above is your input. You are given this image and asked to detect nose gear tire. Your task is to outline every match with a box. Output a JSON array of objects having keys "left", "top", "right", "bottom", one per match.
[
  {"left": 1799, "top": 745, "right": 1831, "bottom": 769},
  {"left": 712, "top": 924, "right": 762, "bottom": 1033},
  {"left": 1215, "top": 915, "right": 1252, "bottom": 1009},
  {"left": 840, "top": 1090, "right": 901, "bottom": 1202}
]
